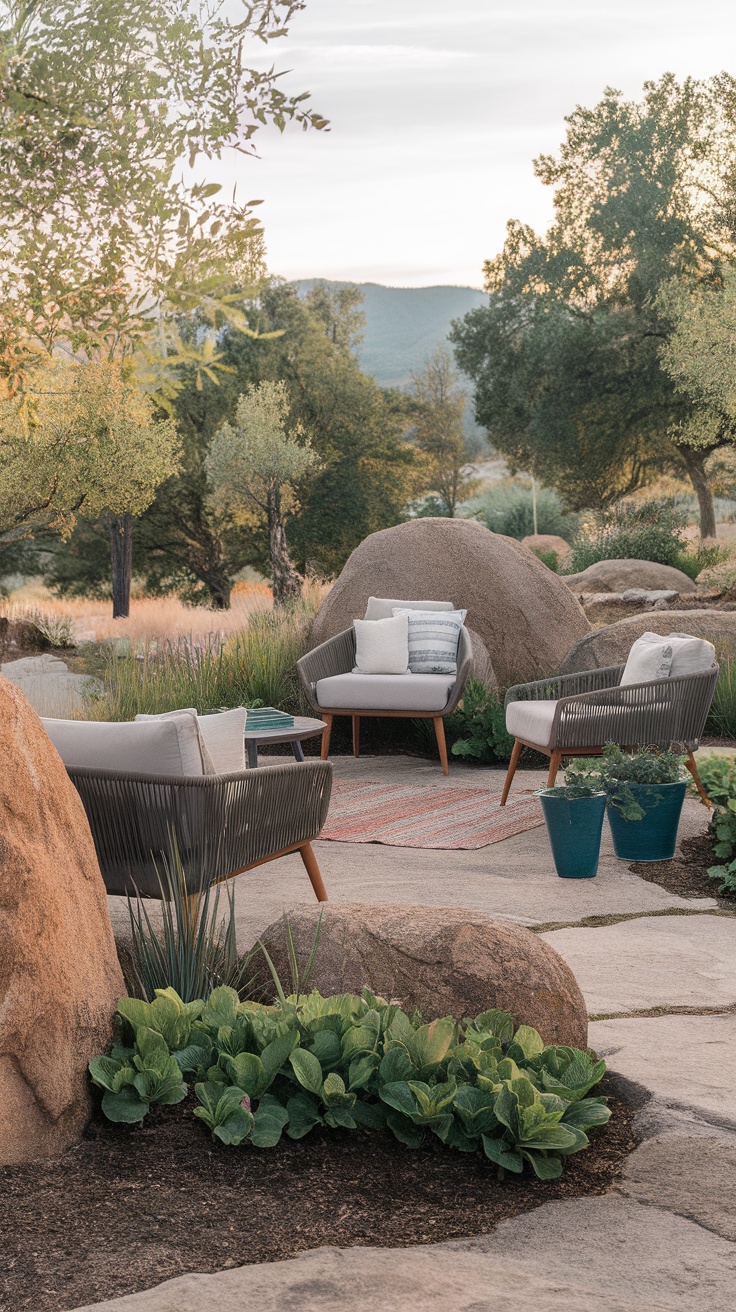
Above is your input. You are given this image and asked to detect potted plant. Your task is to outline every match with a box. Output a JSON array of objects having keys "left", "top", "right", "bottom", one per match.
[
  {"left": 537, "top": 766, "right": 607, "bottom": 879},
  {"left": 569, "top": 744, "right": 688, "bottom": 863}
]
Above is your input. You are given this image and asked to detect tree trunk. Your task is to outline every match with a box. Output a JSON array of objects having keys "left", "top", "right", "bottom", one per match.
[
  {"left": 680, "top": 447, "right": 717, "bottom": 540},
  {"left": 109, "top": 512, "right": 133, "bottom": 619},
  {"left": 267, "top": 491, "right": 302, "bottom": 607}
]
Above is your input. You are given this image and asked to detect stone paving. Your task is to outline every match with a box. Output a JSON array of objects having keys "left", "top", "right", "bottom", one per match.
[{"left": 91, "top": 754, "right": 736, "bottom": 1311}]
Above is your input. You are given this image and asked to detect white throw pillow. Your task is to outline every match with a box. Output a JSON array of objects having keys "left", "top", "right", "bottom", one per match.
[
  {"left": 42, "top": 714, "right": 208, "bottom": 777},
  {"left": 135, "top": 708, "right": 216, "bottom": 773},
  {"left": 353, "top": 613, "right": 410, "bottom": 674},
  {"left": 393, "top": 608, "right": 467, "bottom": 675},
  {"left": 364, "top": 597, "right": 454, "bottom": 621},
  {"left": 620, "top": 633, "right": 673, "bottom": 686},
  {"left": 197, "top": 708, "right": 246, "bottom": 773},
  {"left": 667, "top": 633, "right": 716, "bottom": 678}
]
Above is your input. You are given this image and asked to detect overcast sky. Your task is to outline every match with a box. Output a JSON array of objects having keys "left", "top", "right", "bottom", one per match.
[{"left": 216, "top": 0, "right": 736, "bottom": 288}]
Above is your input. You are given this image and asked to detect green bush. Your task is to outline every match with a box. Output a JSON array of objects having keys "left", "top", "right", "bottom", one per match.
[
  {"left": 565, "top": 745, "right": 685, "bottom": 821},
  {"left": 83, "top": 609, "right": 311, "bottom": 720},
  {"left": 90, "top": 986, "right": 610, "bottom": 1179},
  {"left": 707, "top": 654, "right": 736, "bottom": 740},
  {"left": 531, "top": 548, "right": 561, "bottom": 572},
  {"left": 691, "top": 754, "right": 736, "bottom": 894},
  {"left": 567, "top": 498, "right": 690, "bottom": 573},
  {"left": 446, "top": 680, "right": 515, "bottom": 764},
  {"left": 463, "top": 482, "right": 578, "bottom": 542}
]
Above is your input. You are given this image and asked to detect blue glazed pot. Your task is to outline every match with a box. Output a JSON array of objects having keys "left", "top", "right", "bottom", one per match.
[
  {"left": 539, "top": 792, "right": 607, "bottom": 879},
  {"left": 606, "top": 780, "right": 687, "bottom": 862}
]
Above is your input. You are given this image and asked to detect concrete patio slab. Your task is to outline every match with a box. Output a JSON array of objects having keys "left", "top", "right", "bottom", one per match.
[
  {"left": 542, "top": 914, "right": 736, "bottom": 1015},
  {"left": 618, "top": 1128, "right": 736, "bottom": 1242},
  {"left": 590, "top": 1013, "right": 736, "bottom": 1130}
]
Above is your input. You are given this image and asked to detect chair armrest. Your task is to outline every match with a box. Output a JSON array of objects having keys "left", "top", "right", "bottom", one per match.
[
  {"left": 297, "top": 629, "right": 356, "bottom": 711},
  {"left": 548, "top": 667, "right": 719, "bottom": 751},
  {"left": 504, "top": 665, "right": 624, "bottom": 707},
  {"left": 67, "top": 760, "right": 333, "bottom": 895}
]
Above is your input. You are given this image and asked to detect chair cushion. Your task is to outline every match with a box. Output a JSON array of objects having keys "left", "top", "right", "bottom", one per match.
[
  {"left": 316, "top": 672, "right": 455, "bottom": 712},
  {"left": 621, "top": 631, "right": 716, "bottom": 686},
  {"left": 197, "top": 708, "right": 247, "bottom": 773},
  {"left": 135, "top": 708, "right": 215, "bottom": 772},
  {"left": 364, "top": 597, "right": 454, "bottom": 621},
  {"left": 41, "top": 713, "right": 208, "bottom": 776},
  {"left": 353, "top": 613, "right": 409, "bottom": 674},
  {"left": 505, "top": 699, "right": 559, "bottom": 748},
  {"left": 393, "top": 608, "right": 467, "bottom": 674}
]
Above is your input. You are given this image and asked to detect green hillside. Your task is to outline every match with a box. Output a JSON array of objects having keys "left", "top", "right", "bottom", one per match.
[{"left": 295, "top": 280, "right": 488, "bottom": 389}]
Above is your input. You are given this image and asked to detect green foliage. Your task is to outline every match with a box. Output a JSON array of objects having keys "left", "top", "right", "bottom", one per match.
[
  {"left": 410, "top": 348, "right": 477, "bottom": 516},
  {"left": 90, "top": 987, "right": 610, "bottom": 1180},
  {"left": 532, "top": 549, "right": 561, "bottom": 572},
  {"left": 83, "top": 607, "right": 312, "bottom": 721},
  {"left": 707, "top": 655, "right": 736, "bottom": 740},
  {"left": 446, "top": 680, "right": 515, "bottom": 764},
  {"left": 126, "top": 839, "right": 254, "bottom": 1003},
  {"left": 692, "top": 754, "right": 736, "bottom": 894},
  {"left": 566, "top": 746, "right": 685, "bottom": 821},
  {"left": 451, "top": 75, "right": 736, "bottom": 535},
  {"left": 566, "top": 499, "right": 690, "bottom": 573},
  {"left": 464, "top": 482, "right": 578, "bottom": 543}
]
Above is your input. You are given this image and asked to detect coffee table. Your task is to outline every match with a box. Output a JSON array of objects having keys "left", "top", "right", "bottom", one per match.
[{"left": 244, "top": 714, "right": 327, "bottom": 768}]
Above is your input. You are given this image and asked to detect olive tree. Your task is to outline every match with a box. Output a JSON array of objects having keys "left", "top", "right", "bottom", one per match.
[{"left": 206, "top": 381, "right": 315, "bottom": 604}]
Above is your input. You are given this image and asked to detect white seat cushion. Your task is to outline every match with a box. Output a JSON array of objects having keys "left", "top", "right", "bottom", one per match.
[
  {"left": 364, "top": 597, "right": 454, "bottom": 620},
  {"left": 505, "top": 700, "right": 559, "bottom": 748},
  {"left": 42, "top": 714, "right": 208, "bottom": 776},
  {"left": 316, "top": 672, "right": 455, "bottom": 712}
]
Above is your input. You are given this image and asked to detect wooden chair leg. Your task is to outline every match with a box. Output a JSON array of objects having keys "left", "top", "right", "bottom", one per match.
[
  {"left": 352, "top": 715, "right": 360, "bottom": 757},
  {"left": 299, "top": 842, "right": 328, "bottom": 902},
  {"left": 685, "top": 750, "right": 712, "bottom": 808},
  {"left": 433, "top": 716, "right": 449, "bottom": 775},
  {"left": 320, "top": 715, "right": 333, "bottom": 760},
  {"left": 547, "top": 751, "right": 562, "bottom": 789},
  {"left": 500, "top": 738, "right": 522, "bottom": 806}
]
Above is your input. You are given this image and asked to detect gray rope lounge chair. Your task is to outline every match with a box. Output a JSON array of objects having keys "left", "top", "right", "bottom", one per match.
[
  {"left": 297, "top": 626, "right": 472, "bottom": 774},
  {"left": 66, "top": 759, "right": 332, "bottom": 901},
  {"left": 499, "top": 664, "right": 718, "bottom": 806}
]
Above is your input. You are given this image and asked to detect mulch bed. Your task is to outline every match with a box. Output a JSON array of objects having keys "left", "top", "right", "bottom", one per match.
[
  {"left": 630, "top": 832, "right": 735, "bottom": 905},
  {"left": 0, "top": 1085, "right": 636, "bottom": 1312}
]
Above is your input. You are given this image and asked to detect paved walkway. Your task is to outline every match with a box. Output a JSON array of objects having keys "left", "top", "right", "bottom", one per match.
[{"left": 95, "top": 755, "right": 736, "bottom": 1312}]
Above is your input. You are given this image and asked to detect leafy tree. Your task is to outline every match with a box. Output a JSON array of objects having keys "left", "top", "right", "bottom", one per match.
[
  {"left": 452, "top": 74, "right": 736, "bottom": 538},
  {"left": 410, "top": 348, "right": 478, "bottom": 516},
  {"left": 0, "top": 361, "right": 179, "bottom": 612},
  {"left": 206, "top": 381, "right": 315, "bottom": 604}
]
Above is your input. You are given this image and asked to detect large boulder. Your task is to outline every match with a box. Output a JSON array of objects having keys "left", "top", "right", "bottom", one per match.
[
  {"left": 255, "top": 903, "right": 588, "bottom": 1047},
  {"left": 0, "top": 677, "right": 124, "bottom": 1164},
  {"left": 564, "top": 559, "right": 698, "bottom": 595},
  {"left": 559, "top": 610, "right": 736, "bottom": 674},
  {"left": 310, "top": 518, "right": 590, "bottom": 689}
]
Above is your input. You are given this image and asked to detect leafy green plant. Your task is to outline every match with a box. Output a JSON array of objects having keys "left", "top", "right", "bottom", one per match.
[
  {"left": 90, "top": 987, "right": 611, "bottom": 1181},
  {"left": 531, "top": 548, "right": 561, "bottom": 572},
  {"left": 564, "top": 745, "right": 685, "bottom": 820},
  {"left": 692, "top": 754, "right": 736, "bottom": 894},
  {"left": 446, "top": 679, "right": 515, "bottom": 764},
  {"left": 463, "top": 481, "right": 578, "bottom": 542},
  {"left": 126, "top": 838, "right": 254, "bottom": 1003},
  {"left": 567, "top": 498, "right": 690, "bottom": 574}
]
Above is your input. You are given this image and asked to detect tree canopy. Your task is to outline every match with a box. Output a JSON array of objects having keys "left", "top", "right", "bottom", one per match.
[{"left": 452, "top": 73, "right": 736, "bottom": 536}]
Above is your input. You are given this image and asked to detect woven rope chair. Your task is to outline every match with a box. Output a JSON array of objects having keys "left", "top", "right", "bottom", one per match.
[
  {"left": 499, "top": 664, "right": 718, "bottom": 806},
  {"left": 297, "top": 627, "right": 472, "bottom": 775},
  {"left": 67, "top": 759, "right": 332, "bottom": 901}
]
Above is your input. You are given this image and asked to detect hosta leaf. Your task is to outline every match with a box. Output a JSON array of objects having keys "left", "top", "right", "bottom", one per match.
[
  {"left": 133, "top": 1067, "right": 187, "bottom": 1106},
  {"left": 348, "top": 1053, "right": 379, "bottom": 1092},
  {"left": 562, "top": 1098, "right": 610, "bottom": 1130},
  {"left": 286, "top": 1091, "right": 323, "bottom": 1139},
  {"left": 194, "top": 1080, "right": 228, "bottom": 1119},
  {"left": 226, "top": 1052, "right": 267, "bottom": 1099},
  {"left": 289, "top": 1047, "right": 324, "bottom": 1096},
  {"left": 472, "top": 1010, "right": 515, "bottom": 1043},
  {"left": 409, "top": 1018, "right": 455, "bottom": 1070},
  {"left": 260, "top": 1030, "right": 299, "bottom": 1084},
  {"left": 201, "top": 986, "right": 240, "bottom": 1032},
  {"left": 481, "top": 1135, "right": 523, "bottom": 1173},
  {"left": 133, "top": 1026, "right": 173, "bottom": 1076},
  {"left": 322, "top": 1072, "right": 356, "bottom": 1110},
  {"left": 379, "top": 1081, "right": 418, "bottom": 1119},
  {"left": 516, "top": 1123, "right": 581, "bottom": 1151},
  {"left": 309, "top": 1029, "right": 342, "bottom": 1069},
  {"left": 251, "top": 1094, "right": 289, "bottom": 1147},
  {"left": 324, "top": 1107, "right": 358, "bottom": 1130},
  {"left": 341, "top": 1024, "right": 379, "bottom": 1061},
  {"left": 88, "top": 1055, "right": 123, "bottom": 1092},
  {"left": 101, "top": 1086, "right": 148, "bottom": 1123},
  {"left": 520, "top": 1149, "right": 563, "bottom": 1180},
  {"left": 213, "top": 1108, "right": 254, "bottom": 1146},
  {"left": 116, "top": 997, "right": 152, "bottom": 1034},
  {"left": 351, "top": 1100, "right": 387, "bottom": 1129},
  {"left": 510, "top": 1025, "right": 545, "bottom": 1059},
  {"left": 386, "top": 1110, "right": 423, "bottom": 1149},
  {"left": 172, "top": 1042, "right": 212, "bottom": 1075}
]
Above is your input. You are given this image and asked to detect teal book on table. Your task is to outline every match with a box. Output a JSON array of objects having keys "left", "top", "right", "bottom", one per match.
[{"left": 245, "top": 707, "right": 295, "bottom": 730}]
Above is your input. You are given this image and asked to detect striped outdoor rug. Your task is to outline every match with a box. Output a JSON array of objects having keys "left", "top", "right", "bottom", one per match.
[{"left": 320, "top": 780, "right": 543, "bottom": 849}]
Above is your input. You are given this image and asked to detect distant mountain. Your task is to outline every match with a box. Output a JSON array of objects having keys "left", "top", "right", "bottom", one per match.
[{"left": 295, "top": 280, "right": 488, "bottom": 389}]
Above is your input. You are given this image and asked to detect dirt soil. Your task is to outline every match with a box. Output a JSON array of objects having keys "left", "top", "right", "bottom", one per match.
[
  {"left": 0, "top": 1086, "right": 636, "bottom": 1312},
  {"left": 630, "top": 832, "right": 735, "bottom": 905}
]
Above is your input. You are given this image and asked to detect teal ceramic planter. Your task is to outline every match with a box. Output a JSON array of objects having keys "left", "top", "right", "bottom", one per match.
[
  {"left": 539, "top": 792, "right": 607, "bottom": 879},
  {"left": 606, "top": 780, "right": 687, "bottom": 862}
]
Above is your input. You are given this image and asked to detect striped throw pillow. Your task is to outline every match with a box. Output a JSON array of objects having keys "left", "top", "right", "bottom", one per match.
[{"left": 392, "top": 608, "right": 467, "bottom": 675}]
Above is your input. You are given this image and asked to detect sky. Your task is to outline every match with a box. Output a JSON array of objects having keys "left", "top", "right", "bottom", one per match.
[{"left": 213, "top": 0, "right": 736, "bottom": 289}]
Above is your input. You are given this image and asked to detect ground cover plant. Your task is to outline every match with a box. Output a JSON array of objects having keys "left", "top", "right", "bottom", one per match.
[
  {"left": 90, "top": 985, "right": 610, "bottom": 1182},
  {"left": 446, "top": 679, "right": 515, "bottom": 764},
  {"left": 692, "top": 754, "right": 736, "bottom": 894}
]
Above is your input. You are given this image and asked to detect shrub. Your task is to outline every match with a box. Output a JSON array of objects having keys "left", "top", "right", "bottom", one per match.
[
  {"left": 566, "top": 498, "right": 690, "bottom": 573},
  {"left": 90, "top": 986, "right": 610, "bottom": 1179},
  {"left": 531, "top": 548, "right": 560, "bottom": 572},
  {"left": 446, "top": 680, "right": 515, "bottom": 764},
  {"left": 565, "top": 745, "right": 685, "bottom": 820},
  {"left": 707, "top": 654, "right": 736, "bottom": 740},
  {"left": 83, "top": 607, "right": 312, "bottom": 720},
  {"left": 693, "top": 754, "right": 736, "bottom": 894},
  {"left": 463, "top": 482, "right": 578, "bottom": 542}
]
